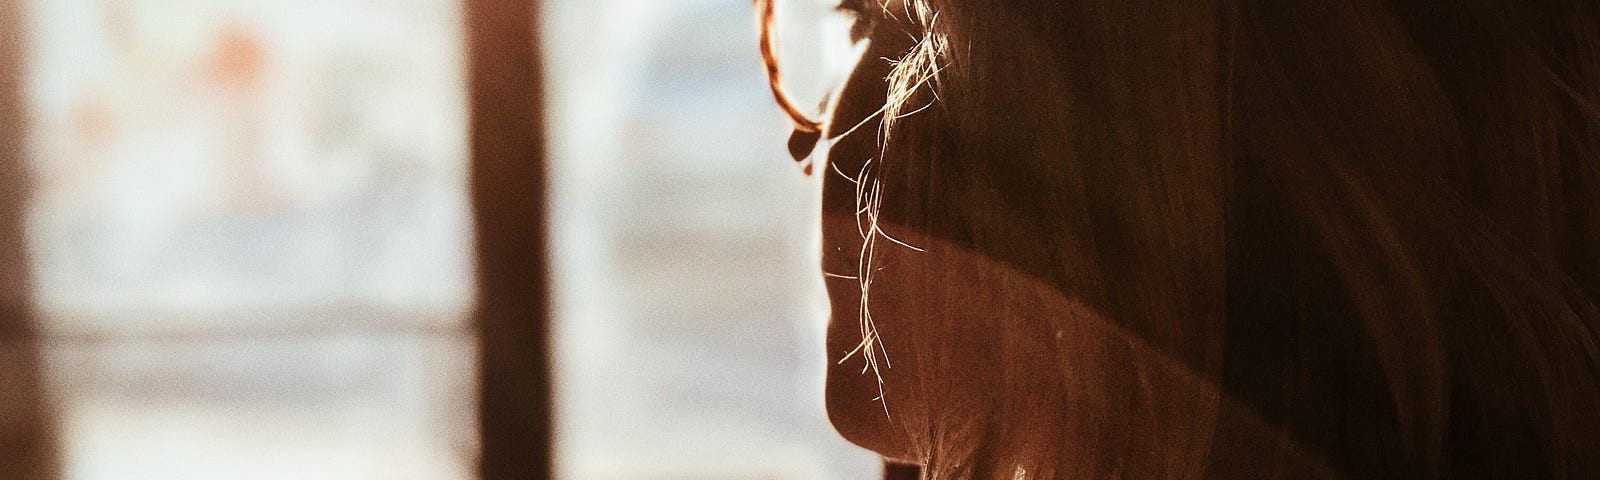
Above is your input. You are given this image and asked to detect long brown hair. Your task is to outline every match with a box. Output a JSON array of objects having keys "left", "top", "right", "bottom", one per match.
[{"left": 799, "top": 0, "right": 1600, "bottom": 478}]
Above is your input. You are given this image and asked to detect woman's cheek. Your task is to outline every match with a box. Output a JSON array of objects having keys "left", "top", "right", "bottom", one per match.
[
  {"left": 817, "top": 211, "right": 1009, "bottom": 464},
  {"left": 818, "top": 16, "right": 929, "bottom": 461},
  {"left": 819, "top": 210, "right": 921, "bottom": 462}
]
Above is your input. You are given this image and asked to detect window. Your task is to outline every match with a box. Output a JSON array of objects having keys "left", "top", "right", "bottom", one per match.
[
  {"left": 23, "top": 1, "right": 476, "bottom": 478},
  {"left": 15, "top": 0, "right": 876, "bottom": 477},
  {"left": 543, "top": 0, "right": 875, "bottom": 477}
]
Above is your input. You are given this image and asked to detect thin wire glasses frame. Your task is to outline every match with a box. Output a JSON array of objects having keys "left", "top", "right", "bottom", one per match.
[
  {"left": 757, "top": 0, "right": 827, "bottom": 134},
  {"left": 757, "top": 0, "right": 841, "bottom": 168}
]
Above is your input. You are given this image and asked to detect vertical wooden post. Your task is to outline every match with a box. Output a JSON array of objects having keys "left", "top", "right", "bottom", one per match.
[
  {"left": 466, "top": 0, "right": 552, "bottom": 478},
  {"left": 0, "top": 1, "right": 60, "bottom": 478}
]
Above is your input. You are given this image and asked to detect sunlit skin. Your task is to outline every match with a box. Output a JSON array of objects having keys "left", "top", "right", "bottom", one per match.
[
  {"left": 816, "top": 11, "right": 915, "bottom": 460},
  {"left": 817, "top": 103, "right": 1344, "bottom": 476},
  {"left": 801, "top": 0, "right": 1600, "bottom": 477},
  {"left": 818, "top": 117, "right": 1342, "bottom": 476},
  {"left": 813, "top": 4, "right": 1338, "bottom": 474},
  {"left": 812, "top": 16, "right": 1190, "bottom": 468}
]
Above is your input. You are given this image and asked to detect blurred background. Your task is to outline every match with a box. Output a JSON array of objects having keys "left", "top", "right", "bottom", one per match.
[{"left": 1, "top": 0, "right": 878, "bottom": 478}]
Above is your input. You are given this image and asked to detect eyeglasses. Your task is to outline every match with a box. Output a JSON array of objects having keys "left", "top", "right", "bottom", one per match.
[
  {"left": 756, "top": 0, "right": 833, "bottom": 171},
  {"left": 757, "top": 0, "right": 885, "bottom": 173},
  {"left": 758, "top": 0, "right": 826, "bottom": 135}
]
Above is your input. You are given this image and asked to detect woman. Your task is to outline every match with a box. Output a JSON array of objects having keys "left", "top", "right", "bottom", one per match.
[{"left": 762, "top": 0, "right": 1600, "bottom": 478}]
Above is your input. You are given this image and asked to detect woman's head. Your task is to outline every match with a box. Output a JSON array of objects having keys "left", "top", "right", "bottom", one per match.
[{"left": 773, "top": 1, "right": 1600, "bottom": 478}]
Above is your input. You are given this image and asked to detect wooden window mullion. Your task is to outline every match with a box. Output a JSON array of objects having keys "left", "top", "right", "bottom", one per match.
[
  {"left": 466, "top": 0, "right": 553, "bottom": 478},
  {"left": 0, "top": 0, "right": 60, "bottom": 477}
]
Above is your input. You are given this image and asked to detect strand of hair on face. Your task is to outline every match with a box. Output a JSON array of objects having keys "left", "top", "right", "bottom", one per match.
[{"left": 757, "top": 0, "right": 825, "bottom": 134}]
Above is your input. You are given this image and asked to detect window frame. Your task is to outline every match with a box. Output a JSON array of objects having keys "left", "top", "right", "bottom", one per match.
[
  {"left": 0, "top": 0, "right": 61, "bottom": 477},
  {"left": 466, "top": 0, "right": 554, "bottom": 478}
]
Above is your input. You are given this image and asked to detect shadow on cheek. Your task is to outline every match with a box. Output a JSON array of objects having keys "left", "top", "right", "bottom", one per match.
[{"left": 818, "top": 210, "right": 919, "bottom": 462}]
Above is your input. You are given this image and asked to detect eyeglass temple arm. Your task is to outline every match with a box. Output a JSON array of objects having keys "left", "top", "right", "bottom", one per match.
[{"left": 757, "top": 0, "right": 825, "bottom": 134}]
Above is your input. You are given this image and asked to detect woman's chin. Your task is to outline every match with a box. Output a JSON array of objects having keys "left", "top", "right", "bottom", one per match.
[{"left": 823, "top": 368, "right": 917, "bottom": 462}]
